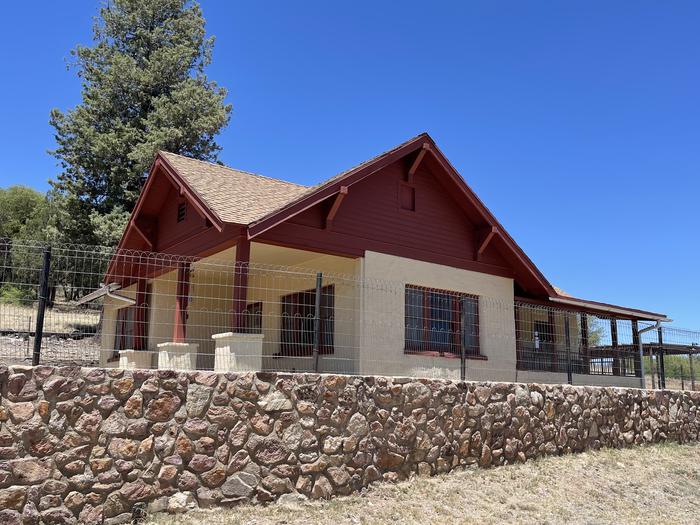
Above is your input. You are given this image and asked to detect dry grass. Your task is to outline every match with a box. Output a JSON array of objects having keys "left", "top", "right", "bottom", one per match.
[
  {"left": 0, "top": 303, "right": 100, "bottom": 333},
  {"left": 147, "top": 443, "right": 700, "bottom": 525}
]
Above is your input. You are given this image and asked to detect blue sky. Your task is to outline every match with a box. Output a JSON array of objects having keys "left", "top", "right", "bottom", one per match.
[{"left": 0, "top": 1, "right": 698, "bottom": 326}]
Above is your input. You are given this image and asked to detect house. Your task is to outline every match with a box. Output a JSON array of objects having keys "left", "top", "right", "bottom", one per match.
[{"left": 100, "top": 133, "right": 669, "bottom": 387}]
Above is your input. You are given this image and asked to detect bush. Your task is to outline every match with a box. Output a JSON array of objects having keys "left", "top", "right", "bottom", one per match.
[{"left": 0, "top": 285, "right": 35, "bottom": 305}]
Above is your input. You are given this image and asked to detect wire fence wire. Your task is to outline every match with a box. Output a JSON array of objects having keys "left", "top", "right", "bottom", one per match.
[{"left": 1, "top": 240, "right": 699, "bottom": 390}]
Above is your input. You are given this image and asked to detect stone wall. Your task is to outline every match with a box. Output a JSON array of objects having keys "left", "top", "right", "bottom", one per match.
[{"left": 1, "top": 365, "right": 699, "bottom": 524}]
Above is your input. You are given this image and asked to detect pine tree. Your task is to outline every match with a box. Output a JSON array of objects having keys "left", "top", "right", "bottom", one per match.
[{"left": 49, "top": 0, "right": 231, "bottom": 245}]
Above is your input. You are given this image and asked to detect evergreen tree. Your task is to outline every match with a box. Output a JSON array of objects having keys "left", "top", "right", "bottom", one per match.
[{"left": 49, "top": 0, "right": 231, "bottom": 245}]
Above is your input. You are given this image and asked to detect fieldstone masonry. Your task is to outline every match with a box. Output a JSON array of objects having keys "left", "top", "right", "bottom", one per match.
[{"left": 1, "top": 364, "right": 700, "bottom": 524}]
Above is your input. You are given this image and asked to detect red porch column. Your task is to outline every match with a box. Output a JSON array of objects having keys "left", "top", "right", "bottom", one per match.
[
  {"left": 232, "top": 238, "right": 251, "bottom": 332},
  {"left": 134, "top": 278, "right": 148, "bottom": 350},
  {"left": 173, "top": 262, "right": 191, "bottom": 343}
]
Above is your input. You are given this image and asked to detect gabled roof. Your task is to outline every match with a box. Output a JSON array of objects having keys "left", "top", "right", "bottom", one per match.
[{"left": 140, "top": 133, "right": 667, "bottom": 321}]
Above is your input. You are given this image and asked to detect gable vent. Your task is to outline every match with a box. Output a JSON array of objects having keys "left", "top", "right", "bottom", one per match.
[{"left": 177, "top": 202, "right": 187, "bottom": 223}]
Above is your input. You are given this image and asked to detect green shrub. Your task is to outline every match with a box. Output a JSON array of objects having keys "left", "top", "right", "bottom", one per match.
[{"left": 0, "top": 285, "right": 34, "bottom": 305}]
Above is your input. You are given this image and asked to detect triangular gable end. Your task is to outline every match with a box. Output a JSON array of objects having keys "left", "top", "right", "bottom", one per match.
[
  {"left": 247, "top": 133, "right": 557, "bottom": 298},
  {"left": 114, "top": 153, "right": 227, "bottom": 253}
]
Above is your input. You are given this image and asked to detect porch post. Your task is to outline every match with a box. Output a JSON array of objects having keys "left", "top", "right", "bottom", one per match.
[
  {"left": 580, "top": 313, "right": 590, "bottom": 375},
  {"left": 657, "top": 327, "right": 666, "bottom": 389},
  {"left": 547, "top": 309, "right": 557, "bottom": 372},
  {"left": 134, "top": 278, "right": 148, "bottom": 350},
  {"left": 631, "top": 320, "right": 641, "bottom": 380},
  {"left": 232, "top": 238, "right": 251, "bottom": 332},
  {"left": 173, "top": 262, "right": 191, "bottom": 343},
  {"left": 610, "top": 319, "right": 620, "bottom": 376}
]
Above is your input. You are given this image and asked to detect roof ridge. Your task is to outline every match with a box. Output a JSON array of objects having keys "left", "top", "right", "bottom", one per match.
[{"left": 159, "top": 151, "right": 309, "bottom": 189}]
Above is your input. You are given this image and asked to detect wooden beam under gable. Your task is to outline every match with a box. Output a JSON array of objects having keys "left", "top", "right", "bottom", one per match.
[
  {"left": 407, "top": 143, "right": 430, "bottom": 183},
  {"left": 131, "top": 222, "right": 154, "bottom": 250},
  {"left": 325, "top": 186, "right": 349, "bottom": 230},
  {"left": 475, "top": 225, "right": 498, "bottom": 261}
]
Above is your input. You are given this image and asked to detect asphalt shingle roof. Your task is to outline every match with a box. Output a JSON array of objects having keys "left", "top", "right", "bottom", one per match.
[
  {"left": 159, "top": 152, "right": 311, "bottom": 225},
  {"left": 159, "top": 133, "right": 428, "bottom": 226}
]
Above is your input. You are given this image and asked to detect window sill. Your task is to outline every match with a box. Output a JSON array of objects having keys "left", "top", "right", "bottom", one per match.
[{"left": 404, "top": 349, "right": 487, "bottom": 361}]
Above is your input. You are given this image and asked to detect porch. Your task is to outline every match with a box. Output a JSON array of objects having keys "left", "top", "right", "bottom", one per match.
[{"left": 102, "top": 241, "right": 363, "bottom": 375}]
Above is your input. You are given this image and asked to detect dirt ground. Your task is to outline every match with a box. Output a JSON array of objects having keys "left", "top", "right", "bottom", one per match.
[{"left": 147, "top": 442, "right": 700, "bottom": 525}]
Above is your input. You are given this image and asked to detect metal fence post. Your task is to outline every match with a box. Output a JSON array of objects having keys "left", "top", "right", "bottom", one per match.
[
  {"left": 312, "top": 272, "right": 322, "bottom": 373},
  {"left": 32, "top": 246, "right": 51, "bottom": 366},
  {"left": 564, "top": 316, "right": 572, "bottom": 385},
  {"left": 689, "top": 348, "right": 696, "bottom": 391},
  {"left": 460, "top": 297, "right": 467, "bottom": 382},
  {"left": 681, "top": 365, "right": 685, "bottom": 391}
]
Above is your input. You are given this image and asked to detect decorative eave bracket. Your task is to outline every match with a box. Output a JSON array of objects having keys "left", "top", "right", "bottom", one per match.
[
  {"left": 476, "top": 225, "right": 498, "bottom": 261},
  {"left": 407, "top": 143, "right": 431, "bottom": 184},
  {"left": 325, "top": 186, "right": 349, "bottom": 230}
]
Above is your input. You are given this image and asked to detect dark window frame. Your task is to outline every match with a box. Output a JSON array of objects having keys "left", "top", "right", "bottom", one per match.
[
  {"left": 241, "top": 301, "right": 263, "bottom": 334},
  {"left": 115, "top": 306, "right": 136, "bottom": 351},
  {"left": 279, "top": 284, "right": 335, "bottom": 356},
  {"left": 404, "top": 284, "right": 481, "bottom": 358}
]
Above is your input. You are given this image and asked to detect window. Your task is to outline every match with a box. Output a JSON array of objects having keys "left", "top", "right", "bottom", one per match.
[
  {"left": 405, "top": 285, "right": 480, "bottom": 357},
  {"left": 114, "top": 284, "right": 151, "bottom": 352},
  {"left": 177, "top": 201, "right": 187, "bottom": 222},
  {"left": 280, "top": 285, "right": 334, "bottom": 356},
  {"left": 115, "top": 306, "right": 135, "bottom": 351},
  {"left": 241, "top": 301, "right": 263, "bottom": 334}
]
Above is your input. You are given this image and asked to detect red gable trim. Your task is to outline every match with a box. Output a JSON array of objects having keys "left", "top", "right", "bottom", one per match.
[{"left": 247, "top": 133, "right": 556, "bottom": 298}]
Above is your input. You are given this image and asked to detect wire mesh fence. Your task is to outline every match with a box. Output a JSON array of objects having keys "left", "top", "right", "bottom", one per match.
[{"left": 1, "top": 239, "right": 698, "bottom": 390}]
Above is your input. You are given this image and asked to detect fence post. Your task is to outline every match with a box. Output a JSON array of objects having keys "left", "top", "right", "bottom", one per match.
[
  {"left": 32, "top": 246, "right": 51, "bottom": 366},
  {"left": 657, "top": 327, "right": 666, "bottom": 389},
  {"left": 564, "top": 316, "right": 572, "bottom": 385},
  {"left": 460, "top": 297, "right": 467, "bottom": 382},
  {"left": 689, "top": 349, "right": 696, "bottom": 391},
  {"left": 681, "top": 364, "right": 685, "bottom": 391},
  {"left": 312, "top": 272, "right": 322, "bottom": 373}
]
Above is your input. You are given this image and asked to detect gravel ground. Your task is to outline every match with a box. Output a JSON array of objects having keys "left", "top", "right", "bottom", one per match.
[{"left": 147, "top": 443, "right": 700, "bottom": 525}]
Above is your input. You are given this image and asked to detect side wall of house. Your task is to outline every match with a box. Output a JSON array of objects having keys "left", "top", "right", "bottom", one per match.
[{"left": 360, "top": 250, "right": 517, "bottom": 381}]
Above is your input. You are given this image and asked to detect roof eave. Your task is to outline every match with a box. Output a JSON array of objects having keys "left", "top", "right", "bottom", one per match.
[{"left": 548, "top": 295, "right": 670, "bottom": 322}]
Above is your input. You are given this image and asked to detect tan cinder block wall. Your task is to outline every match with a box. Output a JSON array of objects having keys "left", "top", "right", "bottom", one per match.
[
  {"left": 1, "top": 365, "right": 699, "bottom": 524},
  {"left": 359, "top": 251, "right": 517, "bottom": 381}
]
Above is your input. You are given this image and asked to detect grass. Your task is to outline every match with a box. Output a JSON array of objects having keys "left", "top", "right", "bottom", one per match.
[
  {"left": 146, "top": 443, "right": 700, "bottom": 525},
  {"left": 0, "top": 303, "right": 100, "bottom": 334}
]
